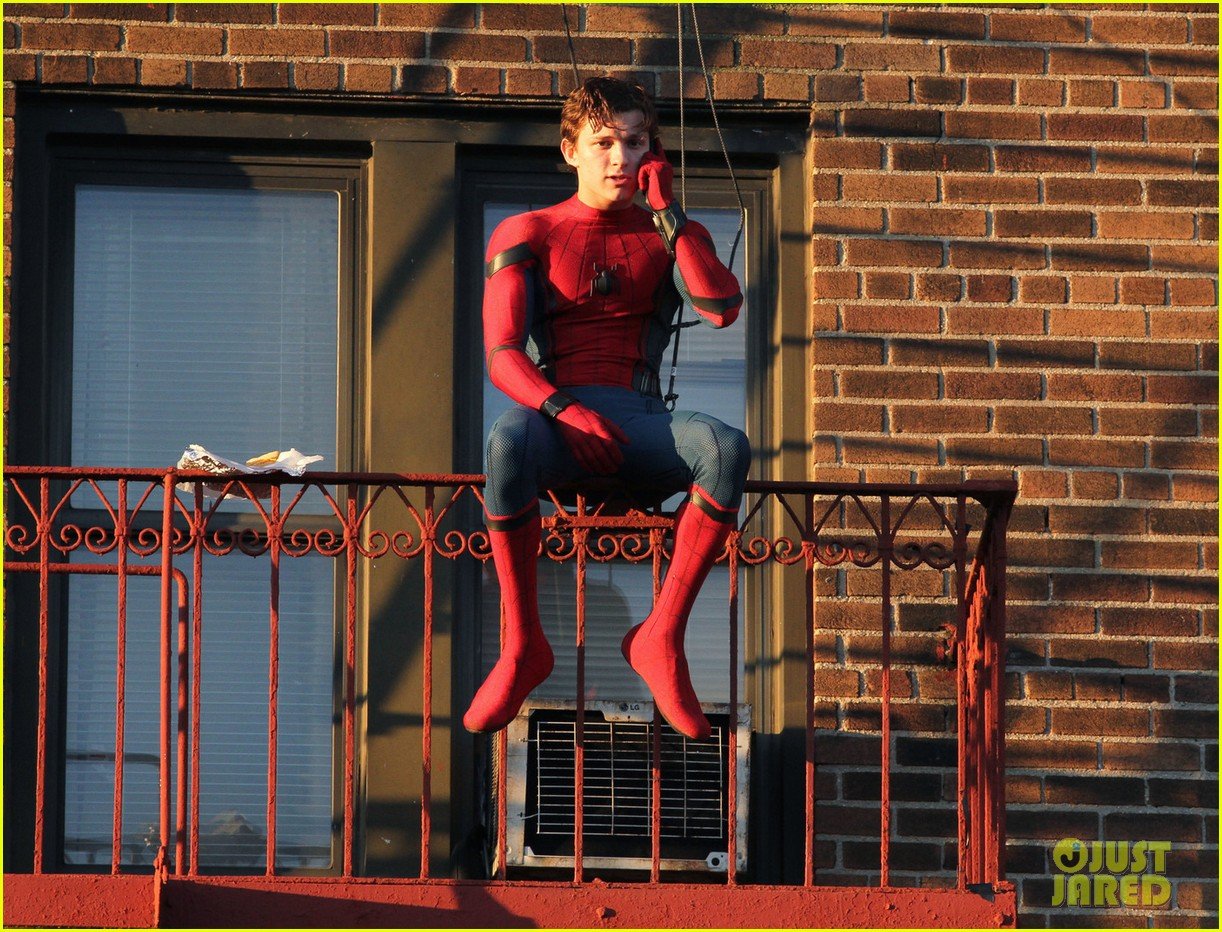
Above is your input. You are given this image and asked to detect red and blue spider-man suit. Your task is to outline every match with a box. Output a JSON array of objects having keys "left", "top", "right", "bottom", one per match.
[{"left": 465, "top": 149, "right": 749, "bottom": 739}]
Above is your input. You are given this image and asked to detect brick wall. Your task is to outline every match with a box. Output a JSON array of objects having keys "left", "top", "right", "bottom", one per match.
[{"left": 2, "top": 3, "right": 1217, "bottom": 926}]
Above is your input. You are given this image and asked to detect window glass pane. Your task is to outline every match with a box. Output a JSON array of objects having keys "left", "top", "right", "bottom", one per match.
[
  {"left": 479, "top": 200, "right": 748, "bottom": 702},
  {"left": 71, "top": 186, "right": 339, "bottom": 469},
  {"left": 62, "top": 182, "right": 341, "bottom": 869}
]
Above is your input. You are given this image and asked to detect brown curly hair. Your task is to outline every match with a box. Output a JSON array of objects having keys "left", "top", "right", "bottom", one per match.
[{"left": 560, "top": 76, "right": 659, "bottom": 146}]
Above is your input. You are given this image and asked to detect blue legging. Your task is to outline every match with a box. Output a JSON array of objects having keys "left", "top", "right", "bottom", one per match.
[{"left": 484, "top": 386, "right": 751, "bottom": 519}]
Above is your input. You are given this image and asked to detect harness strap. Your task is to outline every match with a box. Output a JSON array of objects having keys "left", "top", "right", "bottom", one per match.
[{"left": 485, "top": 242, "right": 536, "bottom": 279}]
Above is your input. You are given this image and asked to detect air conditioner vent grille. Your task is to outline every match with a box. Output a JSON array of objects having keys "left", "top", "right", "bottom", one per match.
[{"left": 533, "top": 718, "right": 726, "bottom": 840}]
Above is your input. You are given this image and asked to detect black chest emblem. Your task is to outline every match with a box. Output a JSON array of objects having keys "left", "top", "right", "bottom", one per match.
[{"left": 589, "top": 262, "right": 620, "bottom": 297}]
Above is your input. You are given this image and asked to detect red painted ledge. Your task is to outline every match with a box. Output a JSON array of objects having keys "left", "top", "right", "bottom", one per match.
[{"left": 4, "top": 874, "right": 1017, "bottom": 929}]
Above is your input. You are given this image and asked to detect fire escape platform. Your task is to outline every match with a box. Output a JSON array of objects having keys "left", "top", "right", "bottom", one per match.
[{"left": 4, "top": 873, "right": 1017, "bottom": 928}]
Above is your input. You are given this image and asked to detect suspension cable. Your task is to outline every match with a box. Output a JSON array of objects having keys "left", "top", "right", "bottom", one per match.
[{"left": 561, "top": 4, "right": 581, "bottom": 89}]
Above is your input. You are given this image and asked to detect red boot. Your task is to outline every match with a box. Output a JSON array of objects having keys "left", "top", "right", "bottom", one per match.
[
  {"left": 622, "top": 490, "right": 736, "bottom": 740},
  {"left": 464, "top": 505, "right": 554, "bottom": 733}
]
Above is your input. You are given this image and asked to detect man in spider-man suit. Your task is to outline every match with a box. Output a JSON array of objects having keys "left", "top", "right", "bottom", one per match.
[{"left": 465, "top": 77, "right": 749, "bottom": 740}]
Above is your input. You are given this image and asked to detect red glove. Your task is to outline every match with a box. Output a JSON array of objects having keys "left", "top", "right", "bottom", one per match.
[
  {"left": 636, "top": 142, "right": 675, "bottom": 211},
  {"left": 554, "top": 403, "right": 630, "bottom": 475}
]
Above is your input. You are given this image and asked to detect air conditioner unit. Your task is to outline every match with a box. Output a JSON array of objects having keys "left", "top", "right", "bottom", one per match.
[{"left": 499, "top": 699, "right": 750, "bottom": 873}]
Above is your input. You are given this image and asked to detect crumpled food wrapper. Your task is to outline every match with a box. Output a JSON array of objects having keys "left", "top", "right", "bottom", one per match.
[{"left": 175, "top": 444, "right": 324, "bottom": 500}]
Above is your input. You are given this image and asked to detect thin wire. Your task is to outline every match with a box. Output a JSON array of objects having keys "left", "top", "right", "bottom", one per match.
[
  {"left": 677, "top": 3, "right": 686, "bottom": 209},
  {"left": 691, "top": 2, "right": 746, "bottom": 269},
  {"left": 561, "top": 4, "right": 581, "bottom": 90}
]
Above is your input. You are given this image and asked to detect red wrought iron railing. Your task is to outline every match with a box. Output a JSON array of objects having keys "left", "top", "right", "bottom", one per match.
[{"left": 3, "top": 466, "right": 1016, "bottom": 926}]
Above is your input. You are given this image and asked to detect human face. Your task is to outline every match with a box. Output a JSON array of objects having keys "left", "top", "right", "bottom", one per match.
[{"left": 560, "top": 109, "right": 651, "bottom": 211}]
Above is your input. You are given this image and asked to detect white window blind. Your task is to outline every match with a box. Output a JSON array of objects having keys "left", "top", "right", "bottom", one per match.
[
  {"left": 480, "top": 201, "right": 748, "bottom": 702},
  {"left": 63, "top": 183, "right": 341, "bottom": 869}
]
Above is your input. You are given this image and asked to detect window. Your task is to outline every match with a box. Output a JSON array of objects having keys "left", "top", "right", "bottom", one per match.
[
  {"left": 49, "top": 152, "right": 361, "bottom": 869},
  {"left": 461, "top": 160, "right": 769, "bottom": 709}
]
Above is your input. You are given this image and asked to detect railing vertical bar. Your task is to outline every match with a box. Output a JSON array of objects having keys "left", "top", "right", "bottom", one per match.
[
  {"left": 265, "top": 484, "right": 280, "bottom": 876},
  {"left": 987, "top": 500, "right": 1011, "bottom": 883},
  {"left": 158, "top": 473, "right": 175, "bottom": 868},
  {"left": 650, "top": 525, "right": 663, "bottom": 884},
  {"left": 804, "top": 492, "right": 816, "bottom": 887},
  {"left": 111, "top": 481, "right": 128, "bottom": 873},
  {"left": 496, "top": 601, "right": 508, "bottom": 881},
  {"left": 953, "top": 496, "right": 969, "bottom": 890},
  {"left": 190, "top": 485, "right": 204, "bottom": 877},
  {"left": 174, "top": 566, "right": 189, "bottom": 876},
  {"left": 343, "top": 484, "right": 358, "bottom": 878},
  {"left": 573, "top": 511, "right": 587, "bottom": 882},
  {"left": 420, "top": 486, "right": 435, "bottom": 879},
  {"left": 879, "top": 495, "right": 892, "bottom": 888},
  {"left": 35, "top": 477, "right": 50, "bottom": 874},
  {"left": 726, "top": 528, "right": 739, "bottom": 886}
]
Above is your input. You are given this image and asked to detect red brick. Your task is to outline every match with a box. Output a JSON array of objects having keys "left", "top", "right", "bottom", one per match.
[
  {"left": 789, "top": 8, "right": 883, "bottom": 37},
  {"left": 740, "top": 38, "right": 836, "bottom": 69},
  {"left": 227, "top": 28, "right": 326, "bottom": 56},
  {"left": 241, "top": 60, "right": 288, "bottom": 88},
  {"left": 1172, "top": 474, "right": 1218, "bottom": 502},
  {"left": 1097, "top": 145, "right": 1195, "bottom": 175},
  {"left": 432, "top": 32, "right": 525, "bottom": 62},
  {"left": 3, "top": 52, "right": 37, "bottom": 81},
  {"left": 1150, "top": 48, "right": 1217, "bottom": 76},
  {"left": 997, "top": 406, "right": 1094, "bottom": 436},
  {"left": 1172, "top": 80, "right": 1217, "bottom": 109},
  {"left": 279, "top": 3, "right": 375, "bottom": 26},
  {"left": 139, "top": 57, "right": 186, "bottom": 87},
  {"left": 1051, "top": 244, "right": 1148, "bottom": 273},
  {"left": 965, "top": 274, "right": 1012, "bottom": 303},
  {"left": 889, "top": 207, "right": 985, "bottom": 237},
  {"left": 892, "top": 405, "right": 989, "bottom": 435},
  {"left": 400, "top": 64, "right": 447, "bottom": 94},
  {"left": 1070, "top": 471, "right": 1122, "bottom": 500},
  {"left": 991, "top": 12, "right": 1087, "bottom": 43},
  {"left": 914, "top": 273, "right": 962, "bottom": 302},
  {"left": 1099, "top": 342, "right": 1192, "bottom": 371},
  {"left": 1169, "top": 278, "right": 1217, "bottom": 307},
  {"left": 815, "top": 207, "right": 885, "bottom": 235},
  {"left": 844, "top": 239, "right": 942, "bottom": 269},
  {"left": 842, "top": 304, "right": 941, "bottom": 333},
  {"left": 811, "top": 271, "right": 859, "bottom": 301},
  {"left": 1118, "top": 79, "right": 1170, "bottom": 109},
  {"left": 22, "top": 21, "right": 122, "bottom": 51},
  {"left": 190, "top": 59, "right": 237, "bottom": 89},
  {"left": 68, "top": 3, "right": 168, "bottom": 22},
  {"left": 843, "top": 109, "right": 941, "bottom": 138},
  {"left": 1149, "top": 179, "right": 1218, "bottom": 208},
  {"left": 1151, "top": 244, "right": 1217, "bottom": 275},
  {"left": 1092, "top": 14, "right": 1189, "bottom": 45},
  {"left": 176, "top": 4, "right": 274, "bottom": 24},
  {"left": 1049, "top": 307, "right": 1146, "bottom": 337},
  {"left": 125, "top": 24, "right": 223, "bottom": 55},
  {"left": 813, "top": 73, "right": 862, "bottom": 102},
  {"left": 844, "top": 42, "right": 939, "bottom": 74},
  {"left": 862, "top": 271, "right": 908, "bottom": 299},
  {"left": 813, "top": 402, "right": 885, "bottom": 433},
  {"left": 862, "top": 73, "right": 909, "bottom": 103},
  {"left": 947, "top": 44, "right": 1045, "bottom": 74},
  {"left": 996, "top": 210, "right": 1093, "bottom": 239},
  {"left": 1172, "top": 675, "right": 1219, "bottom": 704},
  {"left": 382, "top": 3, "right": 476, "bottom": 29},
  {"left": 1051, "top": 47, "right": 1145, "bottom": 75},
  {"left": 1150, "top": 440, "right": 1217, "bottom": 471},
  {"left": 946, "top": 437, "right": 1044, "bottom": 465},
  {"left": 1049, "top": 112, "right": 1143, "bottom": 142},
  {"left": 1050, "top": 438, "right": 1146, "bottom": 468},
  {"left": 1102, "top": 540, "right": 1200, "bottom": 571},
  {"left": 1017, "top": 77, "right": 1065, "bottom": 106},
  {"left": 1018, "top": 276, "right": 1068, "bottom": 304},
  {"left": 1046, "top": 176, "right": 1143, "bottom": 205},
  {"left": 947, "top": 305, "right": 1043, "bottom": 336},
  {"left": 890, "top": 142, "right": 989, "bottom": 172},
  {"left": 1099, "top": 407, "right": 1198, "bottom": 438},
  {"left": 41, "top": 54, "right": 89, "bottom": 83},
  {"left": 1099, "top": 211, "right": 1195, "bottom": 241},
  {"left": 1045, "top": 776, "right": 1146, "bottom": 806},
  {"left": 949, "top": 241, "right": 1045, "bottom": 271},
  {"left": 840, "top": 369, "right": 939, "bottom": 401},
  {"left": 914, "top": 76, "right": 961, "bottom": 104},
  {"left": 966, "top": 76, "right": 1014, "bottom": 105},
  {"left": 1047, "top": 373, "right": 1138, "bottom": 404},
  {"left": 91, "top": 56, "right": 137, "bottom": 85},
  {"left": 342, "top": 62, "right": 391, "bottom": 93},
  {"left": 944, "top": 176, "right": 1039, "bottom": 204},
  {"left": 946, "top": 371, "right": 1042, "bottom": 400},
  {"left": 293, "top": 61, "right": 340, "bottom": 91},
  {"left": 504, "top": 68, "right": 551, "bottom": 98},
  {"left": 996, "top": 145, "right": 1092, "bottom": 173},
  {"left": 946, "top": 111, "right": 1042, "bottom": 141},
  {"left": 1135, "top": 311, "right": 1215, "bottom": 342},
  {"left": 763, "top": 72, "right": 810, "bottom": 102},
  {"left": 1103, "top": 741, "right": 1201, "bottom": 772},
  {"left": 1008, "top": 738, "right": 1097, "bottom": 769},
  {"left": 1101, "top": 607, "right": 1199, "bottom": 637},
  {"left": 894, "top": 334, "right": 987, "bottom": 364},
  {"left": 1020, "top": 469, "right": 1069, "bottom": 499},
  {"left": 1026, "top": 671, "right": 1074, "bottom": 699},
  {"left": 1153, "top": 641, "right": 1216, "bottom": 671},
  {"left": 1150, "top": 114, "right": 1217, "bottom": 144},
  {"left": 1067, "top": 78, "right": 1115, "bottom": 107},
  {"left": 812, "top": 139, "right": 882, "bottom": 170},
  {"left": 534, "top": 35, "right": 632, "bottom": 66},
  {"left": 1069, "top": 275, "right": 1118, "bottom": 303},
  {"left": 1148, "top": 375, "right": 1217, "bottom": 405},
  {"left": 1123, "top": 471, "right": 1172, "bottom": 501},
  {"left": 454, "top": 66, "right": 499, "bottom": 96},
  {"left": 1050, "top": 636, "right": 1150, "bottom": 669},
  {"left": 841, "top": 436, "right": 940, "bottom": 465}
]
